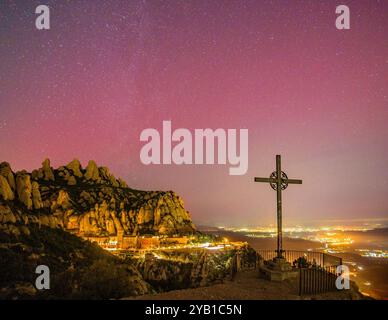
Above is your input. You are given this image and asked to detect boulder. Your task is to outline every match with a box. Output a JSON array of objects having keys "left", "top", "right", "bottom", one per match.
[
  {"left": 66, "top": 159, "right": 83, "bottom": 177},
  {"left": 0, "top": 204, "right": 17, "bottom": 224},
  {"left": 99, "top": 167, "right": 111, "bottom": 180},
  {"left": 31, "top": 181, "right": 43, "bottom": 209},
  {"left": 0, "top": 175, "right": 14, "bottom": 200},
  {"left": 118, "top": 178, "right": 128, "bottom": 188},
  {"left": 85, "top": 160, "right": 100, "bottom": 181},
  {"left": 67, "top": 176, "right": 77, "bottom": 185},
  {"left": 109, "top": 175, "right": 119, "bottom": 187},
  {"left": 41, "top": 158, "right": 55, "bottom": 181},
  {"left": 16, "top": 171, "right": 33, "bottom": 209},
  {"left": 0, "top": 162, "right": 15, "bottom": 190},
  {"left": 31, "top": 169, "right": 40, "bottom": 180},
  {"left": 106, "top": 218, "right": 116, "bottom": 235},
  {"left": 56, "top": 190, "right": 71, "bottom": 209},
  {"left": 79, "top": 212, "right": 101, "bottom": 235}
]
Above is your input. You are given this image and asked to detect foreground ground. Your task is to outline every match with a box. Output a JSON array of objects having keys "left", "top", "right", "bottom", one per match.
[{"left": 127, "top": 270, "right": 363, "bottom": 300}]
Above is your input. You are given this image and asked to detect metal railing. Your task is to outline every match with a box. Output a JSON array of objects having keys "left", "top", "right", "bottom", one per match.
[
  {"left": 256, "top": 249, "right": 342, "bottom": 296},
  {"left": 256, "top": 249, "right": 342, "bottom": 268},
  {"left": 299, "top": 266, "right": 338, "bottom": 295}
]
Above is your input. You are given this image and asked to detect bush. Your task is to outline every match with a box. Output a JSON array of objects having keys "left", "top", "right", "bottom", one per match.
[
  {"left": 76, "top": 259, "right": 133, "bottom": 299},
  {"left": 293, "top": 256, "right": 311, "bottom": 268},
  {"left": 0, "top": 248, "right": 25, "bottom": 286}
]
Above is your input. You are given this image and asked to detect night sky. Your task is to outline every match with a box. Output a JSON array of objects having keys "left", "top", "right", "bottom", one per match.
[{"left": 1, "top": 0, "right": 387, "bottom": 227}]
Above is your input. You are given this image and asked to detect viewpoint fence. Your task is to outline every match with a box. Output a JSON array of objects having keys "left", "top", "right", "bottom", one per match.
[
  {"left": 298, "top": 266, "right": 339, "bottom": 295},
  {"left": 256, "top": 249, "right": 342, "bottom": 268},
  {"left": 256, "top": 249, "right": 342, "bottom": 296}
]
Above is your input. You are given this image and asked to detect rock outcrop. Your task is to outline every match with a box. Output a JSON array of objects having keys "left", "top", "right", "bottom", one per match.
[
  {"left": 85, "top": 160, "right": 100, "bottom": 181},
  {"left": 31, "top": 158, "right": 55, "bottom": 181},
  {"left": 66, "top": 159, "right": 83, "bottom": 178},
  {"left": 41, "top": 158, "right": 55, "bottom": 181},
  {"left": 0, "top": 162, "right": 16, "bottom": 191},
  {"left": 0, "top": 176, "right": 14, "bottom": 201},
  {"left": 0, "top": 159, "right": 196, "bottom": 237},
  {"left": 31, "top": 181, "right": 43, "bottom": 209},
  {"left": 15, "top": 171, "right": 33, "bottom": 210}
]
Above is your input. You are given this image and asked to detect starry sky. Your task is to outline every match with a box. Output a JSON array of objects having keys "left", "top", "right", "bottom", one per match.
[{"left": 1, "top": 0, "right": 387, "bottom": 227}]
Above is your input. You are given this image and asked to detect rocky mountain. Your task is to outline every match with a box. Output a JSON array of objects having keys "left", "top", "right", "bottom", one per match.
[{"left": 0, "top": 159, "right": 196, "bottom": 238}]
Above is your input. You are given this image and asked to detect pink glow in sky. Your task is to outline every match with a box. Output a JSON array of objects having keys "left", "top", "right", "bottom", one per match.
[{"left": 1, "top": 0, "right": 388, "bottom": 227}]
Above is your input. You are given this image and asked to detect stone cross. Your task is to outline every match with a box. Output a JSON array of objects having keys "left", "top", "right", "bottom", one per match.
[{"left": 254, "top": 155, "right": 302, "bottom": 259}]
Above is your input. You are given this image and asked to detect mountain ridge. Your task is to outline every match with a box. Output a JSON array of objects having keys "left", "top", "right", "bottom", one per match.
[{"left": 0, "top": 159, "right": 196, "bottom": 238}]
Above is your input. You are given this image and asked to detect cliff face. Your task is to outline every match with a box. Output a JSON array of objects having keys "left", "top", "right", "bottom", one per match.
[{"left": 0, "top": 159, "right": 196, "bottom": 237}]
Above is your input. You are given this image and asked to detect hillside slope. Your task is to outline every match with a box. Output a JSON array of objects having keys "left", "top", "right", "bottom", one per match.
[{"left": 0, "top": 225, "right": 153, "bottom": 299}]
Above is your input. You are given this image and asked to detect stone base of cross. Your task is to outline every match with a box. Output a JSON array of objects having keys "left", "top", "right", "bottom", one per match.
[{"left": 260, "top": 256, "right": 299, "bottom": 282}]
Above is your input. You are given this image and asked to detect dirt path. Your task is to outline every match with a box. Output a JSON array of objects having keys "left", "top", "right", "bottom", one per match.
[{"left": 127, "top": 270, "right": 360, "bottom": 300}]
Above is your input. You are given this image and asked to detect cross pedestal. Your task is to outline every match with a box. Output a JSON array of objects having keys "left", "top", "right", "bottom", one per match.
[
  {"left": 254, "top": 155, "right": 302, "bottom": 281},
  {"left": 260, "top": 257, "right": 299, "bottom": 281}
]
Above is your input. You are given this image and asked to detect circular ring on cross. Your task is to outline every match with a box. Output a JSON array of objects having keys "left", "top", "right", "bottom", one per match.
[{"left": 269, "top": 171, "right": 289, "bottom": 190}]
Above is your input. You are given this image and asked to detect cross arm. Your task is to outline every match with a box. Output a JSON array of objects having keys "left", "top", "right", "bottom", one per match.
[
  {"left": 254, "top": 177, "right": 273, "bottom": 183},
  {"left": 285, "top": 179, "right": 302, "bottom": 184},
  {"left": 254, "top": 177, "right": 302, "bottom": 184}
]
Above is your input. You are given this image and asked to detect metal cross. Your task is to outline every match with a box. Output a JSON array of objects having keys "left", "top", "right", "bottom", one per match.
[{"left": 254, "top": 155, "right": 302, "bottom": 259}]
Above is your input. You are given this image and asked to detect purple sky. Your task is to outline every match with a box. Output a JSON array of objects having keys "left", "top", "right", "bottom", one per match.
[{"left": 1, "top": 0, "right": 387, "bottom": 227}]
